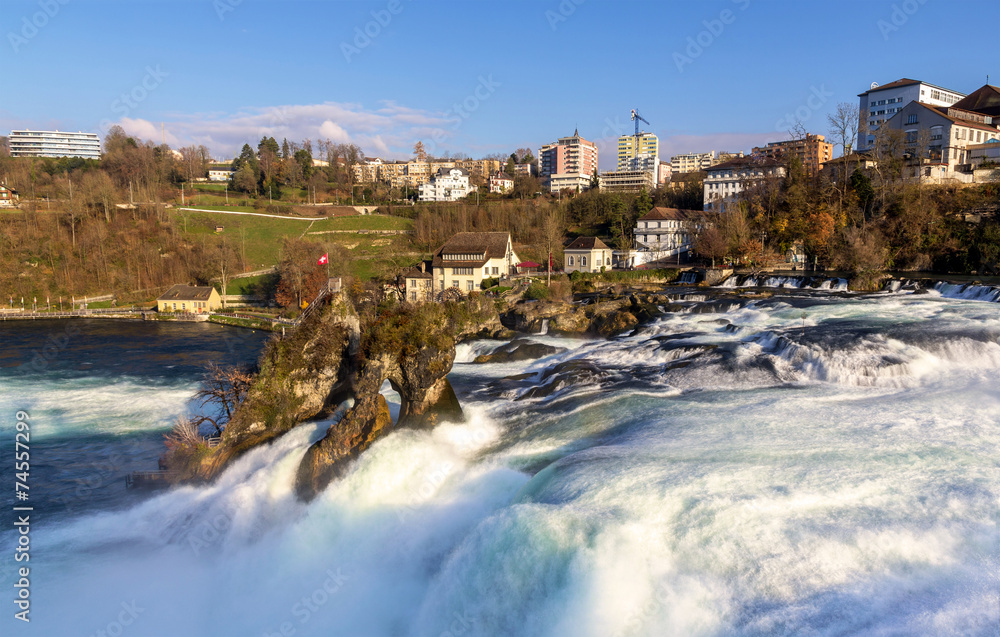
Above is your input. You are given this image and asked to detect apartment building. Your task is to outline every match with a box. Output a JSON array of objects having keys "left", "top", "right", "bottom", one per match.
[
  {"left": 598, "top": 169, "right": 656, "bottom": 193},
  {"left": 877, "top": 84, "right": 1000, "bottom": 183},
  {"left": 418, "top": 168, "right": 476, "bottom": 202},
  {"left": 539, "top": 129, "right": 599, "bottom": 193},
  {"left": 751, "top": 134, "right": 833, "bottom": 176},
  {"left": 857, "top": 78, "right": 965, "bottom": 151},
  {"left": 703, "top": 156, "right": 786, "bottom": 211},
  {"left": 634, "top": 207, "right": 711, "bottom": 258},
  {"left": 617, "top": 133, "right": 659, "bottom": 170},
  {"left": 9, "top": 130, "right": 101, "bottom": 160},
  {"left": 670, "top": 150, "right": 744, "bottom": 174}
]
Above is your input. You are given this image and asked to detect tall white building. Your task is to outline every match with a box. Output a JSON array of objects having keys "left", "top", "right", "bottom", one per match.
[
  {"left": 703, "top": 156, "right": 786, "bottom": 211},
  {"left": 857, "top": 78, "right": 965, "bottom": 151},
  {"left": 419, "top": 168, "right": 476, "bottom": 202},
  {"left": 9, "top": 130, "right": 101, "bottom": 160}
]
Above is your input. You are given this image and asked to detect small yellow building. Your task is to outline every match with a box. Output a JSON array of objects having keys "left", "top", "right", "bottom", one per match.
[
  {"left": 157, "top": 284, "right": 222, "bottom": 313},
  {"left": 564, "top": 236, "right": 612, "bottom": 273}
]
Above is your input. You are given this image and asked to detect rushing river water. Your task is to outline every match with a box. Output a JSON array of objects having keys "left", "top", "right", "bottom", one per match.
[{"left": 2, "top": 292, "right": 999, "bottom": 636}]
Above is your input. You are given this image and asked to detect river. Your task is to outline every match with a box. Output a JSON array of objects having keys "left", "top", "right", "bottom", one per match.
[{"left": 1, "top": 290, "right": 998, "bottom": 636}]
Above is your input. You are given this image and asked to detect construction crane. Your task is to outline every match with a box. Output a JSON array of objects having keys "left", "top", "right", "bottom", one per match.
[
  {"left": 630, "top": 108, "right": 650, "bottom": 137},
  {"left": 628, "top": 109, "right": 651, "bottom": 164}
]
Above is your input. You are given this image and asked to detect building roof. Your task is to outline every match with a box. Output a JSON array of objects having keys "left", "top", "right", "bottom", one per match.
[
  {"left": 565, "top": 236, "right": 610, "bottom": 251},
  {"left": 857, "top": 78, "right": 964, "bottom": 98},
  {"left": 157, "top": 284, "right": 217, "bottom": 302},
  {"left": 640, "top": 207, "right": 704, "bottom": 222},
  {"left": 707, "top": 156, "right": 785, "bottom": 172},
  {"left": 857, "top": 78, "right": 921, "bottom": 96},
  {"left": 402, "top": 263, "right": 433, "bottom": 279},
  {"left": 432, "top": 232, "right": 511, "bottom": 268},
  {"left": 905, "top": 102, "right": 1000, "bottom": 133},
  {"left": 0, "top": 184, "right": 17, "bottom": 193},
  {"left": 951, "top": 84, "right": 1000, "bottom": 118}
]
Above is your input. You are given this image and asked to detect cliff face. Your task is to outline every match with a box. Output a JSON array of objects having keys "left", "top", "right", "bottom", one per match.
[{"left": 169, "top": 292, "right": 501, "bottom": 500}]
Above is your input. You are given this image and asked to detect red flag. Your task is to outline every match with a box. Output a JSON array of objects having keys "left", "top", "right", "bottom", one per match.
[{"left": 317, "top": 253, "right": 329, "bottom": 266}]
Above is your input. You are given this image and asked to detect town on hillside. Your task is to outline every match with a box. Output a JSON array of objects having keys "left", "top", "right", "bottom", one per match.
[{"left": 1, "top": 77, "right": 1000, "bottom": 321}]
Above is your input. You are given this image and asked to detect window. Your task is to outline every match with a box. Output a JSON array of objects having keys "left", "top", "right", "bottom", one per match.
[
  {"left": 172, "top": 303, "right": 176, "bottom": 311},
  {"left": 452, "top": 280, "right": 459, "bottom": 287},
  {"left": 410, "top": 291, "right": 417, "bottom": 301},
  {"left": 581, "top": 256, "right": 587, "bottom": 267},
  {"left": 568, "top": 256, "right": 575, "bottom": 266},
  {"left": 906, "top": 114, "right": 918, "bottom": 125},
  {"left": 467, "top": 280, "right": 474, "bottom": 291},
  {"left": 492, "top": 267, "right": 498, "bottom": 275}
]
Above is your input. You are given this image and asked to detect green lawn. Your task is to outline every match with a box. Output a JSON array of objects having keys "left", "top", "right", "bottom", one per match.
[
  {"left": 171, "top": 210, "right": 416, "bottom": 278},
  {"left": 225, "top": 273, "right": 275, "bottom": 295}
]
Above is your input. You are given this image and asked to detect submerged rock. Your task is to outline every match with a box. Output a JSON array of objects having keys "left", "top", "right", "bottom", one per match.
[{"left": 473, "top": 340, "right": 567, "bottom": 364}]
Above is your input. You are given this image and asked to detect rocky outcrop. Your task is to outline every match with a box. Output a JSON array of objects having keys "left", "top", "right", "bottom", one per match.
[
  {"left": 500, "top": 294, "right": 663, "bottom": 338},
  {"left": 168, "top": 294, "right": 497, "bottom": 499}
]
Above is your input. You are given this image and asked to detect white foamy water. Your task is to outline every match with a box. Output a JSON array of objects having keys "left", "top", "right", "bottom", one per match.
[{"left": 3, "top": 293, "right": 1000, "bottom": 636}]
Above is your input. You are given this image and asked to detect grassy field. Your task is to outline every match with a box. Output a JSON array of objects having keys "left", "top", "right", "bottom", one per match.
[
  {"left": 225, "top": 273, "right": 274, "bottom": 295},
  {"left": 171, "top": 210, "right": 416, "bottom": 279}
]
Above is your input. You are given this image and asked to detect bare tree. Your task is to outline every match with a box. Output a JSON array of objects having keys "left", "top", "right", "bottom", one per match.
[
  {"left": 827, "top": 102, "right": 861, "bottom": 205},
  {"left": 541, "top": 208, "right": 565, "bottom": 286},
  {"left": 193, "top": 362, "right": 255, "bottom": 434}
]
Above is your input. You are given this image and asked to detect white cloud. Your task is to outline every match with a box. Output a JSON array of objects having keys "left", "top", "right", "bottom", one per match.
[
  {"left": 117, "top": 117, "right": 180, "bottom": 147},
  {"left": 99, "top": 100, "right": 461, "bottom": 161},
  {"left": 318, "top": 120, "right": 351, "bottom": 144}
]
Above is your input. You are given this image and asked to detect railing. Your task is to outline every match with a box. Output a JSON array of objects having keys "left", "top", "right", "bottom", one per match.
[
  {"left": 125, "top": 470, "right": 175, "bottom": 489},
  {"left": 0, "top": 308, "right": 151, "bottom": 320}
]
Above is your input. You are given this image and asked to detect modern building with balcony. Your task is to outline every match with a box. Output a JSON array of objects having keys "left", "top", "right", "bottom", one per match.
[
  {"left": 9, "top": 130, "right": 101, "bottom": 160},
  {"left": 703, "top": 156, "right": 786, "bottom": 211},
  {"left": 751, "top": 134, "right": 833, "bottom": 176},
  {"left": 419, "top": 168, "right": 476, "bottom": 202},
  {"left": 539, "top": 129, "right": 599, "bottom": 193},
  {"left": 857, "top": 78, "right": 965, "bottom": 152}
]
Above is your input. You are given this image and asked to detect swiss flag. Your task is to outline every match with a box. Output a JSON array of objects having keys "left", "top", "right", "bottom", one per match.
[{"left": 317, "top": 253, "right": 329, "bottom": 266}]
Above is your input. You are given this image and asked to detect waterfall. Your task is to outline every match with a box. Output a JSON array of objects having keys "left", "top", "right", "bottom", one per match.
[{"left": 539, "top": 319, "right": 550, "bottom": 335}]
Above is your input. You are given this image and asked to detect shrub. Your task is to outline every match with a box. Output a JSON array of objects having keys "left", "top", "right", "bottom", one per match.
[
  {"left": 522, "top": 282, "right": 550, "bottom": 300},
  {"left": 481, "top": 277, "right": 499, "bottom": 290}
]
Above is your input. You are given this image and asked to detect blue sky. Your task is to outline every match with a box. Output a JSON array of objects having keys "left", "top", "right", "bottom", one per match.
[{"left": 1, "top": 0, "right": 995, "bottom": 168}]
